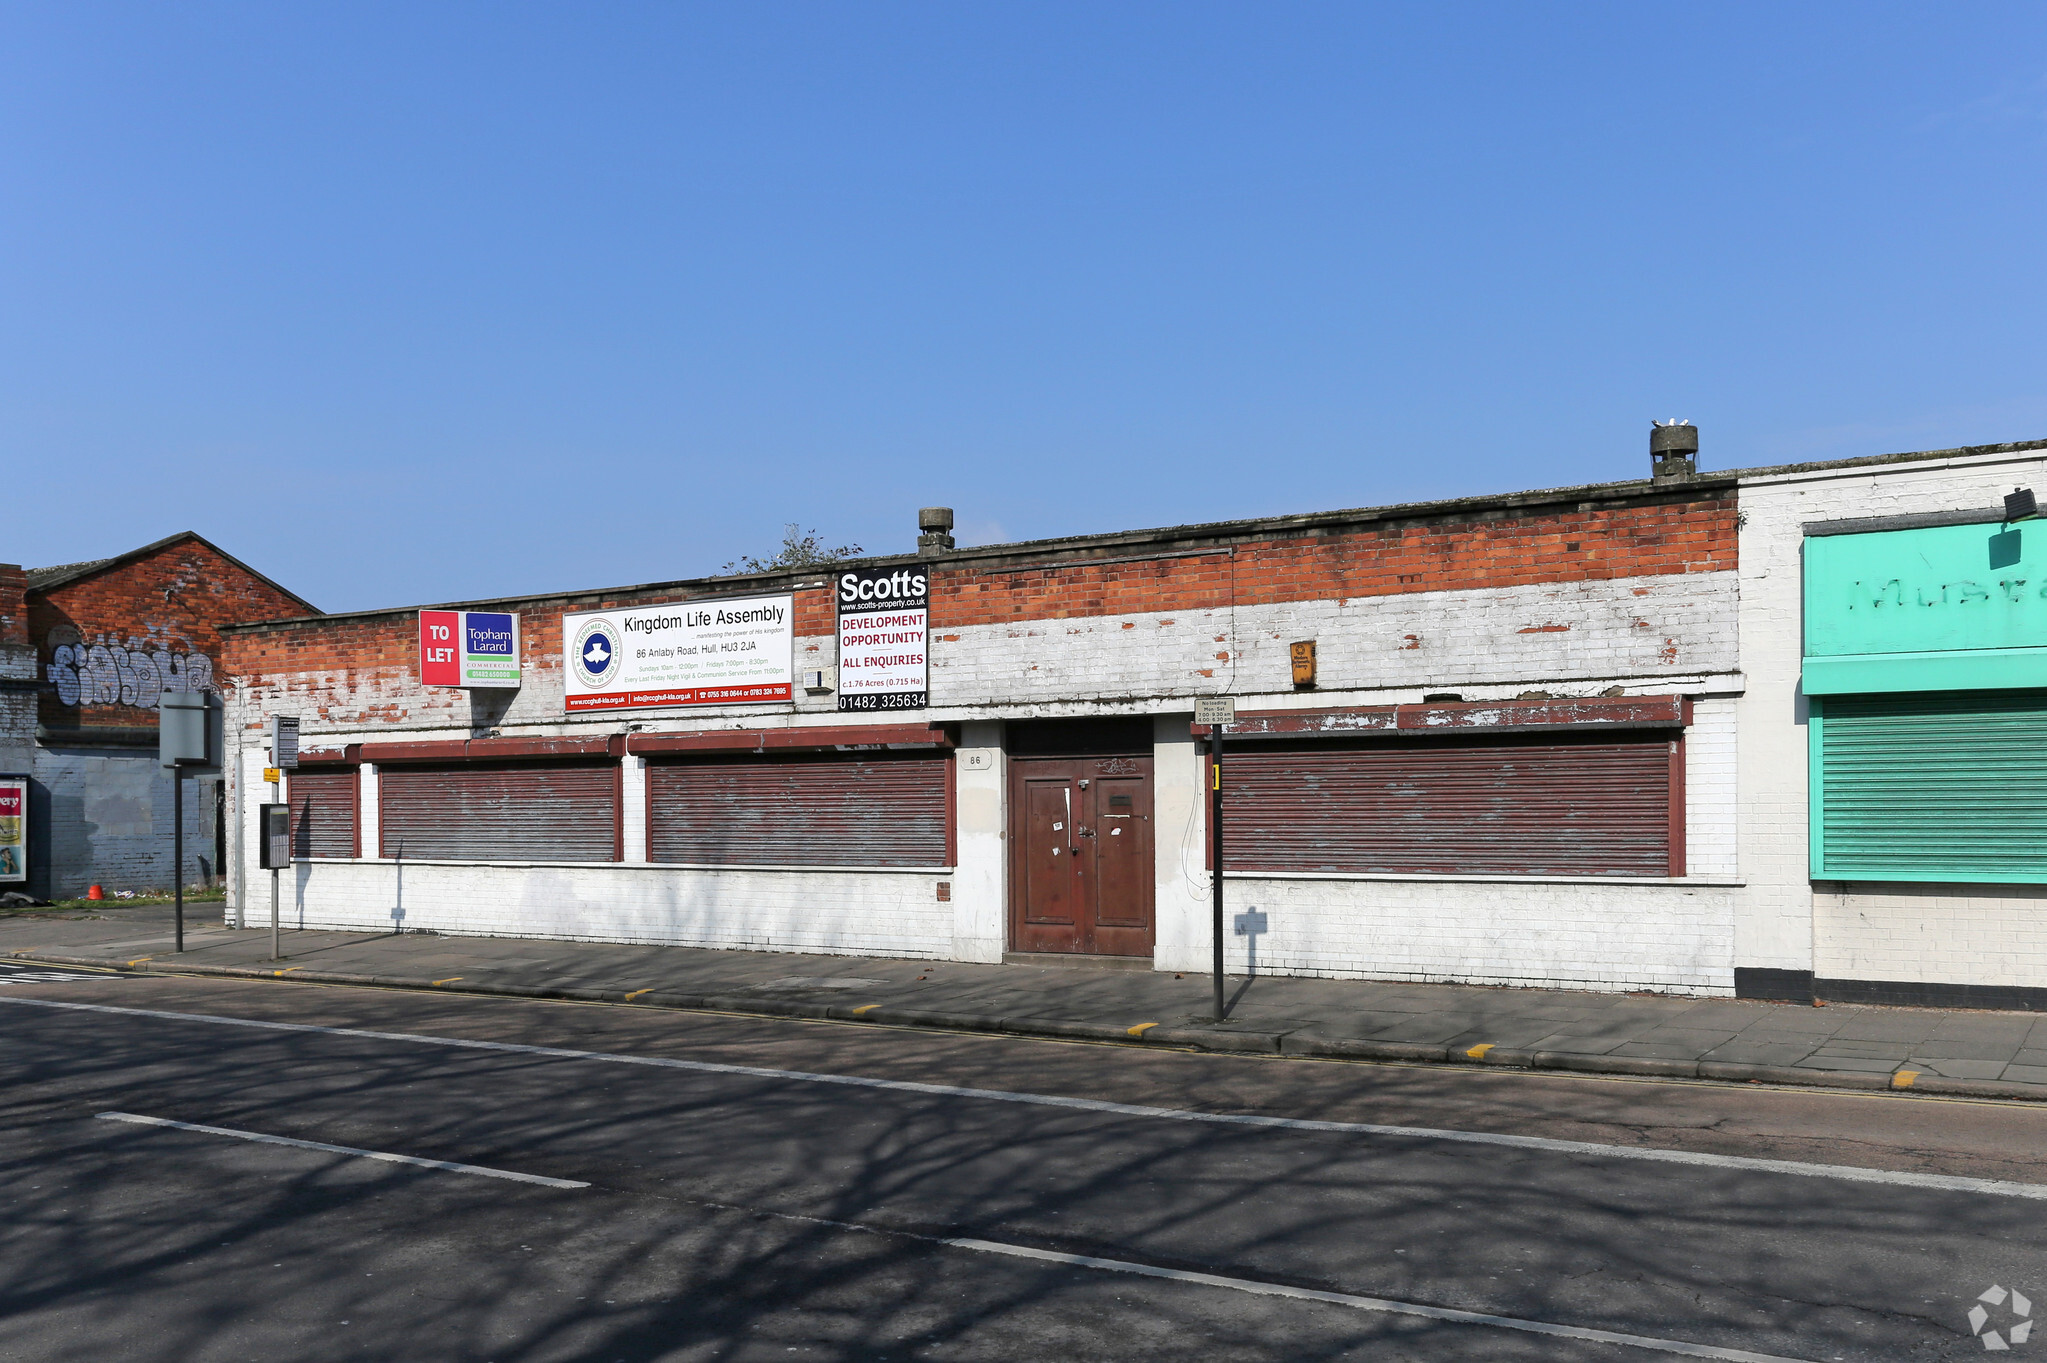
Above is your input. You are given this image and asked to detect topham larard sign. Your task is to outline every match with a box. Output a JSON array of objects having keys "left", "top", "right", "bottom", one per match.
[
  {"left": 418, "top": 610, "right": 521, "bottom": 689},
  {"left": 561, "top": 595, "right": 794, "bottom": 712}
]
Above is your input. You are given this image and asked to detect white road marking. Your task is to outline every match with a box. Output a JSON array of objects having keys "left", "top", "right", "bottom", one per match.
[
  {"left": 0, "top": 970, "right": 107, "bottom": 985},
  {"left": 942, "top": 1238, "right": 1815, "bottom": 1362},
  {"left": 94, "top": 1111, "right": 589, "bottom": 1188},
  {"left": 9, "top": 994, "right": 2046, "bottom": 1202},
  {"left": 682, "top": 1196, "right": 1818, "bottom": 1362}
]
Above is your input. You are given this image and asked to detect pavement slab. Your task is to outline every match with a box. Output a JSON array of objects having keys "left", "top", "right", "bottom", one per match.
[
  {"left": 1606, "top": 1041, "right": 1717, "bottom": 1060},
  {"left": 1364, "top": 1019, "right": 1480, "bottom": 1044},
  {"left": 1808, "top": 1042, "right": 1917, "bottom": 1061},
  {"left": 1698, "top": 1043, "right": 1825, "bottom": 1067},
  {"left": 1732, "top": 1014, "right": 1845, "bottom": 1036},
  {"left": 1908, "top": 1058, "right": 2010, "bottom": 1080},
  {"left": 1824, "top": 1015, "right": 1958, "bottom": 1043},
  {"left": 1930, "top": 1016, "right": 2037, "bottom": 1041},
  {"left": 1795, "top": 1057, "right": 1901, "bottom": 1074},
  {"left": 1633, "top": 1025, "right": 1740, "bottom": 1043},
  {"left": 1526, "top": 1033, "right": 1631, "bottom": 1056},
  {"left": 6, "top": 904, "right": 2047, "bottom": 1099},
  {"left": 1901, "top": 1037, "right": 2028, "bottom": 1061}
]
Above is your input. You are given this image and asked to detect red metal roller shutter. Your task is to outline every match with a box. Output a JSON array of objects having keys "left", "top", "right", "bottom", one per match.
[
  {"left": 288, "top": 769, "right": 358, "bottom": 859},
  {"left": 1226, "top": 735, "right": 1673, "bottom": 877},
  {"left": 649, "top": 754, "right": 949, "bottom": 867},
  {"left": 379, "top": 761, "right": 618, "bottom": 862}
]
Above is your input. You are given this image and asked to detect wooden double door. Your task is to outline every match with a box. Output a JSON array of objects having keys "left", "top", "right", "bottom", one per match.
[{"left": 1008, "top": 755, "right": 1155, "bottom": 956}]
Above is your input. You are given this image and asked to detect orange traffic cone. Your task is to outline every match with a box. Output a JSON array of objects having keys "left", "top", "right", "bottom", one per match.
[{"left": 86, "top": 885, "right": 103, "bottom": 900}]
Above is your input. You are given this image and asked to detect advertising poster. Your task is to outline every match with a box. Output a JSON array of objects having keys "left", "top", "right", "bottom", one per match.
[
  {"left": 836, "top": 565, "right": 928, "bottom": 711},
  {"left": 562, "top": 595, "right": 794, "bottom": 712},
  {"left": 419, "top": 611, "right": 521, "bottom": 689},
  {"left": 0, "top": 776, "right": 26, "bottom": 884}
]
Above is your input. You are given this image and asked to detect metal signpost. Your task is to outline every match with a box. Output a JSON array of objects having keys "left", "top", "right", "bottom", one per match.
[
  {"left": 1194, "top": 696, "right": 1236, "bottom": 1020},
  {"left": 258, "top": 803, "right": 290, "bottom": 959},
  {"left": 264, "top": 717, "right": 298, "bottom": 960},
  {"left": 158, "top": 693, "right": 214, "bottom": 953}
]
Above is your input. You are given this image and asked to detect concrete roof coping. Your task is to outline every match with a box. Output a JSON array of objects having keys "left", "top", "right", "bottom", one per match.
[
  {"left": 25, "top": 557, "right": 115, "bottom": 591},
  {"left": 218, "top": 433, "right": 2047, "bottom": 637}
]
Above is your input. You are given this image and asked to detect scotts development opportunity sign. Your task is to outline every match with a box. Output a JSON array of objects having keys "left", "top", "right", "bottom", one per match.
[
  {"left": 562, "top": 595, "right": 794, "bottom": 712},
  {"left": 419, "top": 611, "right": 521, "bottom": 689},
  {"left": 837, "top": 566, "right": 928, "bottom": 711}
]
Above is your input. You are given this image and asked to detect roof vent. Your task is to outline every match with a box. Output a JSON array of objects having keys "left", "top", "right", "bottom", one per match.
[
  {"left": 1651, "top": 420, "right": 1698, "bottom": 482},
  {"left": 917, "top": 506, "right": 955, "bottom": 556}
]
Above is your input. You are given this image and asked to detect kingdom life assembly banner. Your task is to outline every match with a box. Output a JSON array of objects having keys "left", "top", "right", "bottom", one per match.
[
  {"left": 836, "top": 565, "right": 928, "bottom": 711},
  {"left": 562, "top": 595, "right": 794, "bottom": 712}
]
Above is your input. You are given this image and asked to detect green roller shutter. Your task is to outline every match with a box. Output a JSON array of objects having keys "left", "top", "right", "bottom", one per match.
[{"left": 1813, "top": 689, "right": 2047, "bottom": 882}]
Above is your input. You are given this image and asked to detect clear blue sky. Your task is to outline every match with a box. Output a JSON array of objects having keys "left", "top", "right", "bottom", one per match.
[{"left": 6, "top": 4, "right": 2047, "bottom": 613}]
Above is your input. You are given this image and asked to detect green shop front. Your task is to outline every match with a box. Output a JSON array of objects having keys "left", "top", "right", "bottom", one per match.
[{"left": 1803, "top": 515, "right": 2047, "bottom": 1005}]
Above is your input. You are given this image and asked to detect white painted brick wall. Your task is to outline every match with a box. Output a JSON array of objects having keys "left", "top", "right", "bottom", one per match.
[
  {"left": 1814, "top": 883, "right": 2047, "bottom": 985},
  {"left": 236, "top": 570, "right": 1735, "bottom": 735},
  {"left": 1153, "top": 716, "right": 1210, "bottom": 971},
  {"left": 1149, "top": 682, "right": 1738, "bottom": 997},
  {"left": 1738, "top": 449, "right": 2047, "bottom": 981},
  {"left": 1685, "top": 696, "right": 1738, "bottom": 881},
  {"left": 226, "top": 564, "right": 1743, "bottom": 990},
  {"left": 620, "top": 755, "right": 648, "bottom": 862},
  {"left": 935, "top": 572, "right": 1738, "bottom": 707},
  {"left": 951, "top": 719, "right": 1006, "bottom": 963},
  {"left": 279, "top": 859, "right": 957, "bottom": 958},
  {"left": 1157, "top": 876, "right": 1735, "bottom": 994}
]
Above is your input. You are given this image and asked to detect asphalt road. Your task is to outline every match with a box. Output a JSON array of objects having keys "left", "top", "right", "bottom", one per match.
[{"left": 1, "top": 965, "right": 2042, "bottom": 1361}]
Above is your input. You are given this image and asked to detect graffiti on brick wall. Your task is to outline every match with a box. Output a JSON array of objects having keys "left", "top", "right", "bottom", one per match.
[{"left": 44, "top": 629, "right": 215, "bottom": 710}]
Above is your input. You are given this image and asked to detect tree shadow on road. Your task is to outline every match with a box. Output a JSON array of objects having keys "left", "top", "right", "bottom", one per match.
[{"left": 0, "top": 995, "right": 2003, "bottom": 1361}]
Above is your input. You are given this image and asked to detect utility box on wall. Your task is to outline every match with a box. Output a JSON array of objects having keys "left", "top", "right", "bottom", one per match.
[
  {"left": 1289, "top": 639, "right": 1317, "bottom": 688},
  {"left": 257, "top": 803, "right": 291, "bottom": 871}
]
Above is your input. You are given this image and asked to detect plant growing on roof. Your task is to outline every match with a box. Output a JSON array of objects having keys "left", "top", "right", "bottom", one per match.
[{"left": 721, "top": 525, "right": 864, "bottom": 575}]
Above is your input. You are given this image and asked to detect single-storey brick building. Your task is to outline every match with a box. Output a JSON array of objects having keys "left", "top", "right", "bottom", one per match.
[{"left": 215, "top": 430, "right": 2047, "bottom": 1009}]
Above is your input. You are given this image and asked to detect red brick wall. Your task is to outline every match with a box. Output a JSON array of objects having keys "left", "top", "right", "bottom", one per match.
[
  {"left": 0, "top": 565, "right": 27, "bottom": 649},
  {"left": 32, "top": 538, "right": 311, "bottom": 729},
  {"left": 227, "top": 584, "right": 838, "bottom": 692},
  {"left": 224, "top": 583, "right": 841, "bottom": 730},
  {"left": 933, "top": 495, "right": 1735, "bottom": 627},
  {"left": 223, "top": 491, "right": 1736, "bottom": 714}
]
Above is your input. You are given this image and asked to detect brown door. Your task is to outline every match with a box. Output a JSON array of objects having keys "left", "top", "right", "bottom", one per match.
[{"left": 1009, "top": 756, "right": 1154, "bottom": 956}]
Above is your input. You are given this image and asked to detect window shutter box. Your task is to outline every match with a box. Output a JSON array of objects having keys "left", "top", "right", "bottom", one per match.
[
  {"left": 287, "top": 768, "right": 359, "bottom": 859},
  {"left": 648, "top": 753, "right": 949, "bottom": 867},
  {"left": 378, "top": 761, "right": 619, "bottom": 863},
  {"left": 1224, "top": 735, "right": 1676, "bottom": 877},
  {"left": 1814, "top": 689, "right": 2047, "bottom": 882}
]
